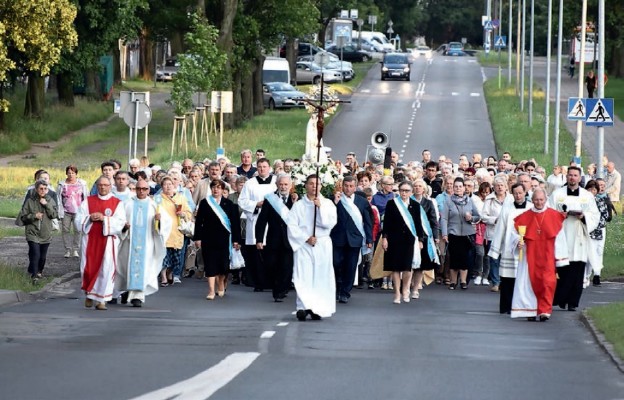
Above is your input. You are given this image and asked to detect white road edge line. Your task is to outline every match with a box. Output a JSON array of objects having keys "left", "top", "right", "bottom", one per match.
[
  {"left": 129, "top": 352, "right": 260, "bottom": 400},
  {"left": 260, "top": 331, "right": 276, "bottom": 339}
]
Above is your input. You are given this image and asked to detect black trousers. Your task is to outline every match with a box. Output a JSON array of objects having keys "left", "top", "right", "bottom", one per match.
[
  {"left": 263, "top": 247, "right": 293, "bottom": 299},
  {"left": 333, "top": 246, "right": 361, "bottom": 299},
  {"left": 499, "top": 277, "right": 515, "bottom": 314},
  {"left": 244, "top": 245, "right": 270, "bottom": 290},
  {"left": 27, "top": 241, "right": 49, "bottom": 277},
  {"left": 555, "top": 261, "right": 586, "bottom": 309}
]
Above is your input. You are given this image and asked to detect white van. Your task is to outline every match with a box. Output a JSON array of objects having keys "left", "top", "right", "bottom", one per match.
[
  {"left": 263, "top": 57, "right": 290, "bottom": 84},
  {"left": 353, "top": 31, "right": 394, "bottom": 52}
]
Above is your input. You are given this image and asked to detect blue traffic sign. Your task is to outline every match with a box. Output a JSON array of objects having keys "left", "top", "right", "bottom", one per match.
[
  {"left": 484, "top": 20, "right": 494, "bottom": 32},
  {"left": 494, "top": 35, "right": 506, "bottom": 48},
  {"left": 585, "top": 98, "right": 614, "bottom": 127},
  {"left": 567, "top": 97, "right": 586, "bottom": 121}
]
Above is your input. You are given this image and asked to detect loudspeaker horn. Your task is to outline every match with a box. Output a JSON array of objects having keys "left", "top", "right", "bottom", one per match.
[{"left": 370, "top": 131, "right": 389, "bottom": 148}]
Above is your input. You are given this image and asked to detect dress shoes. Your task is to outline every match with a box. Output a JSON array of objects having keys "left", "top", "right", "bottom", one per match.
[
  {"left": 592, "top": 275, "right": 601, "bottom": 286},
  {"left": 338, "top": 296, "right": 348, "bottom": 304},
  {"left": 307, "top": 310, "right": 322, "bottom": 320},
  {"left": 84, "top": 298, "right": 94, "bottom": 308},
  {"left": 539, "top": 314, "right": 550, "bottom": 322},
  {"left": 95, "top": 302, "right": 107, "bottom": 310},
  {"left": 206, "top": 293, "right": 215, "bottom": 300},
  {"left": 131, "top": 299, "right": 142, "bottom": 308},
  {"left": 296, "top": 309, "right": 307, "bottom": 321},
  {"left": 108, "top": 298, "right": 118, "bottom": 305},
  {"left": 120, "top": 292, "right": 129, "bottom": 304},
  {"left": 527, "top": 317, "right": 537, "bottom": 321},
  {"left": 217, "top": 290, "right": 225, "bottom": 297},
  {"left": 567, "top": 306, "right": 577, "bottom": 312}
]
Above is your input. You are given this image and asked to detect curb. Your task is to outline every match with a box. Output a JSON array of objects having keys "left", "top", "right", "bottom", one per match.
[
  {"left": 580, "top": 310, "right": 624, "bottom": 374},
  {"left": 0, "top": 271, "right": 81, "bottom": 308}
]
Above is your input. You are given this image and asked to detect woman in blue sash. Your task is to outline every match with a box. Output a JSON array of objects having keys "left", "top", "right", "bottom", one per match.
[
  {"left": 194, "top": 179, "right": 241, "bottom": 300},
  {"left": 381, "top": 181, "right": 425, "bottom": 304}
]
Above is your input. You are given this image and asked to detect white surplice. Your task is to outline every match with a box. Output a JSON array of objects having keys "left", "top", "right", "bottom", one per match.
[
  {"left": 238, "top": 176, "right": 277, "bottom": 245},
  {"left": 287, "top": 195, "right": 337, "bottom": 318},
  {"left": 488, "top": 200, "right": 530, "bottom": 278},
  {"left": 115, "top": 197, "right": 172, "bottom": 302}
]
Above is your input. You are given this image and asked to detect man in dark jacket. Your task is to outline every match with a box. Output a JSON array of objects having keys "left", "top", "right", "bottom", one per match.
[
  {"left": 331, "top": 176, "right": 373, "bottom": 303},
  {"left": 255, "top": 174, "right": 298, "bottom": 302}
]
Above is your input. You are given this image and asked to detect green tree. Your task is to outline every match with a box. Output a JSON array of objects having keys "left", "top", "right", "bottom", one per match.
[
  {"left": 0, "top": 0, "right": 78, "bottom": 129},
  {"left": 170, "top": 13, "right": 228, "bottom": 116},
  {"left": 55, "top": 0, "right": 148, "bottom": 106}
]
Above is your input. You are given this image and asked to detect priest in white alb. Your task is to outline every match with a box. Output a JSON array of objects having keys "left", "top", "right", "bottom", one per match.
[
  {"left": 115, "top": 179, "right": 172, "bottom": 307},
  {"left": 75, "top": 176, "right": 127, "bottom": 310},
  {"left": 287, "top": 174, "right": 337, "bottom": 321}
]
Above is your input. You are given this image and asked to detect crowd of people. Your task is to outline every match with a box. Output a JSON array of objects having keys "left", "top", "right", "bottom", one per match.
[{"left": 16, "top": 147, "right": 621, "bottom": 321}]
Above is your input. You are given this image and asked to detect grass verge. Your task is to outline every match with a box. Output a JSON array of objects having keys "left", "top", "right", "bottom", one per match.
[
  {"left": 483, "top": 79, "right": 582, "bottom": 171},
  {"left": 0, "top": 263, "right": 51, "bottom": 292},
  {"left": 604, "top": 76, "right": 624, "bottom": 121},
  {"left": 586, "top": 303, "right": 624, "bottom": 361},
  {"left": 478, "top": 50, "right": 517, "bottom": 68}
]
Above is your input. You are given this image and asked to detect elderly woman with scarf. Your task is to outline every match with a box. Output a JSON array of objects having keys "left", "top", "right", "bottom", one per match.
[
  {"left": 584, "top": 179, "right": 612, "bottom": 287},
  {"left": 440, "top": 177, "right": 481, "bottom": 290},
  {"left": 381, "top": 181, "right": 425, "bottom": 304}
]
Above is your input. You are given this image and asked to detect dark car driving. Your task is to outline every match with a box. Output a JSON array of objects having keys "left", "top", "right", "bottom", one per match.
[{"left": 380, "top": 53, "right": 411, "bottom": 81}]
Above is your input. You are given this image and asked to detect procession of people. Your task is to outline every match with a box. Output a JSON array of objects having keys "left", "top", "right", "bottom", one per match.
[{"left": 17, "top": 147, "right": 617, "bottom": 323}]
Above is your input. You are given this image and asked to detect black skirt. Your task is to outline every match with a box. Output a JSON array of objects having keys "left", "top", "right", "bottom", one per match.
[{"left": 448, "top": 234, "right": 473, "bottom": 270}]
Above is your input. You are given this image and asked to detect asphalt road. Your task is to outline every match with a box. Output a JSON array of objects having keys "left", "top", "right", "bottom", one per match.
[
  {"left": 1, "top": 278, "right": 623, "bottom": 400},
  {"left": 324, "top": 54, "right": 496, "bottom": 165}
]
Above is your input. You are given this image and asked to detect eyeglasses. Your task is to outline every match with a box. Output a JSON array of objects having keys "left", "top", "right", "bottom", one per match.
[
  {"left": 399, "top": 189, "right": 411, "bottom": 193},
  {"left": 392, "top": 189, "right": 399, "bottom": 192}
]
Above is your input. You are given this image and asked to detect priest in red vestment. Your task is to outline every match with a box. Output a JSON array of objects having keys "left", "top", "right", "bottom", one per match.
[
  {"left": 511, "top": 188, "right": 566, "bottom": 321},
  {"left": 75, "top": 176, "right": 127, "bottom": 310}
]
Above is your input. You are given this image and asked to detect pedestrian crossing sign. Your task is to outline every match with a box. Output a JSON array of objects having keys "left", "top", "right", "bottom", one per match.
[
  {"left": 494, "top": 36, "right": 506, "bottom": 48},
  {"left": 567, "top": 97, "right": 586, "bottom": 121},
  {"left": 585, "top": 98, "right": 614, "bottom": 127},
  {"left": 484, "top": 20, "right": 494, "bottom": 32}
]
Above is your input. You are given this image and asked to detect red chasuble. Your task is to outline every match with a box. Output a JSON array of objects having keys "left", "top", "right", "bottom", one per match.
[
  {"left": 514, "top": 209, "right": 565, "bottom": 316},
  {"left": 82, "top": 195, "right": 121, "bottom": 292}
]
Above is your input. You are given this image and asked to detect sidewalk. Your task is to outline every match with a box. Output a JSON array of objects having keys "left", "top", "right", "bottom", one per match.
[{"left": 483, "top": 57, "right": 624, "bottom": 180}]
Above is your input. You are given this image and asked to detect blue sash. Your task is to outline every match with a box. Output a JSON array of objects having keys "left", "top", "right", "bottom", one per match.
[
  {"left": 127, "top": 198, "right": 149, "bottom": 290},
  {"left": 340, "top": 195, "right": 370, "bottom": 255},
  {"left": 393, "top": 196, "right": 421, "bottom": 268},
  {"left": 265, "top": 193, "right": 290, "bottom": 223},
  {"left": 207, "top": 196, "right": 232, "bottom": 257},
  {"left": 413, "top": 197, "right": 439, "bottom": 265}
]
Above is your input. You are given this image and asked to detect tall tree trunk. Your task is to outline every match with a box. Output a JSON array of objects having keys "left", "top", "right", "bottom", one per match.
[
  {"left": 84, "top": 70, "right": 101, "bottom": 100},
  {"left": 140, "top": 29, "right": 155, "bottom": 80},
  {"left": 170, "top": 31, "right": 185, "bottom": 56},
  {"left": 112, "top": 43, "right": 122, "bottom": 85},
  {"left": 252, "top": 56, "right": 264, "bottom": 116},
  {"left": 240, "top": 66, "right": 253, "bottom": 122},
  {"left": 610, "top": 44, "right": 624, "bottom": 78},
  {"left": 0, "top": 85, "right": 5, "bottom": 131},
  {"left": 285, "top": 37, "right": 297, "bottom": 85},
  {"left": 24, "top": 73, "right": 45, "bottom": 118},
  {"left": 216, "top": 0, "right": 238, "bottom": 129},
  {"left": 57, "top": 72, "right": 75, "bottom": 107},
  {"left": 233, "top": 68, "right": 244, "bottom": 126}
]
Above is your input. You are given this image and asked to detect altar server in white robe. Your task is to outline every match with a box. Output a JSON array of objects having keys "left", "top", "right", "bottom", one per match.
[
  {"left": 237, "top": 158, "right": 277, "bottom": 291},
  {"left": 488, "top": 183, "right": 530, "bottom": 314},
  {"left": 548, "top": 166, "right": 599, "bottom": 312},
  {"left": 287, "top": 174, "right": 337, "bottom": 321},
  {"left": 75, "top": 176, "right": 127, "bottom": 310},
  {"left": 115, "top": 179, "right": 172, "bottom": 307}
]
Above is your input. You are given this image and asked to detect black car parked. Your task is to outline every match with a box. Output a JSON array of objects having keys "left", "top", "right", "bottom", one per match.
[{"left": 325, "top": 44, "right": 373, "bottom": 62}]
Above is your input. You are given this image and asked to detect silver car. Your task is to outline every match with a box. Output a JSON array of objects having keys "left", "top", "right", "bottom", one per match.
[
  {"left": 262, "top": 82, "right": 307, "bottom": 110},
  {"left": 295, "top": 62, "right": 342, "bottom": 83}
]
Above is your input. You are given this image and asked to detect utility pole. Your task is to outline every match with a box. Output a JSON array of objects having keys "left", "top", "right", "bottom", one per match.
[
  {"left": 516, "top": 0, "right": 521, "bottom": 95},
  {"left": 575, "top": 0, "right": 588, "bottom": 163},
  {"left": 553, "top": 0, "right": 564, "bottom": 166},
  {"left": 520, "top": 0, "right": 526, "bottom": 111},
  {"left": 544, "top": 0, "right": 553, "bottom": 154},
  {"left": 528, "top": 0, "right": 534, "bottom": 126},
  {"left": 597, "top": 0, "right": 605, "bottom": 178},
  {"left": 508, "top": 0, "right": 513, "bottom": 85}
]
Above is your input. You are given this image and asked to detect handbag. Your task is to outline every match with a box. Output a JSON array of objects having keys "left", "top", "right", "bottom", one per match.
[
  {"left": 177, "top": 218, "right": 195, "bottom": 237},
  {"left": 51, "top": 218, "right": 60, "bottom": 231},
  {"left": 230, "top": 248, "right": 245, "bottom": 270}
]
